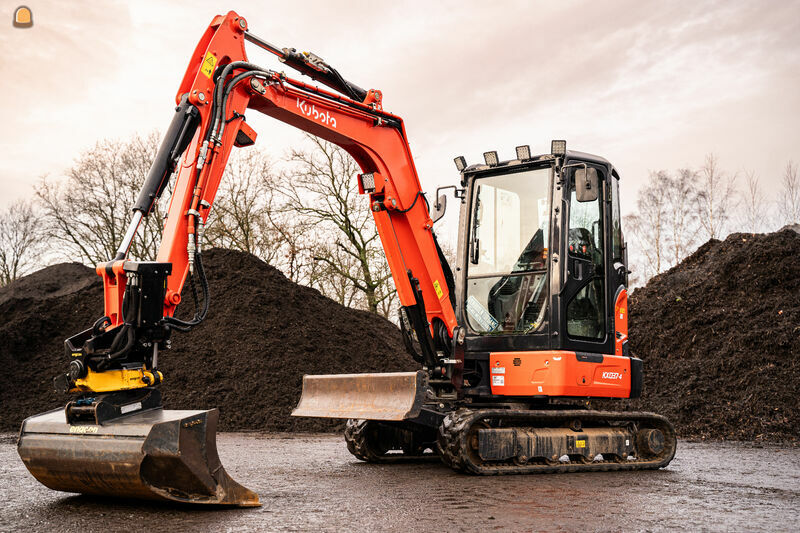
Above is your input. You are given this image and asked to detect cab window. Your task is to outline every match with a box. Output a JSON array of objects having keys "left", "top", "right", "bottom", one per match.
[
  {"left": 611, "top": 176, "right": 623, "bottom": 262},
  {"left": 566, "top": 168, "right": 605, "bottom": 340},
  {"left": 465, "top": 167, "right": 551, "bottom": 334}
]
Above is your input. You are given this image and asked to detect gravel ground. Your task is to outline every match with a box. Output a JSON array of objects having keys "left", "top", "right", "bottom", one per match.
[{"left": 1, "top": 433, "right": 798, "bottom": 532}]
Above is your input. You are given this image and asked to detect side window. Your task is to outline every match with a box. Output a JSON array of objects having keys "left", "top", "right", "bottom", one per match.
[
  {"left": 611, "top": 177, "right": 623, "bottom": 261},
  {"left": 566, "top": 169, "right": 605, "bottom": 340}
]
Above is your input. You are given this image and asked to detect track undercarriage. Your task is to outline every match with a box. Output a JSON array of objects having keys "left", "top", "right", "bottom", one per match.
[
  {"left": 344, "top": 419, "right": 439, "bottom": 463},
  {"left": 344, "top": 405, "right": 676, "bottom": 475}
]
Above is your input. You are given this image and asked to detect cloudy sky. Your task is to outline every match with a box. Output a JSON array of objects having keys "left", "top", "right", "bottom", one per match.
[{"left": 1, "top": 0, "right": 799, "bottom": 241}]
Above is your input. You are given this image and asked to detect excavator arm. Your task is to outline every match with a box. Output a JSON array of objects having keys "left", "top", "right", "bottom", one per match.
[{"left": 61, "top": 10, "right": 459, "bottom": 397}]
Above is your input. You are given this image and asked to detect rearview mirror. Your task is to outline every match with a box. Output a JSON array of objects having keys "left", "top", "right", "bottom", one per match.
[
  {"left": 575, "top": 167, "right": 599, "bottom": 202},
  {"left": 431, "top": 194, "right": 447, "bottom": 223}
]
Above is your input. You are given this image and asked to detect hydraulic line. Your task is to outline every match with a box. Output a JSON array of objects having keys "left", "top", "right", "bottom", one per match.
[
  {"left": 162, "top": 251, "right": 210, "bottom": 332},
  {"left": 216, "top": 69, "right": 270, "bottom": 141},
  {"left": 243, "top": 30, "right": 368, "bottom": 101},
  {"left": 96, "top": 288, "right": 136, "bottom": 369},
  {"left": 159, "top": 66, "right": 263, "bottom": 333}
]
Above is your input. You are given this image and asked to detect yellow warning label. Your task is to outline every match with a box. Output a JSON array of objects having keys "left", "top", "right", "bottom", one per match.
[
  {"left": 433, "top": 280, "right": 444, "bottom": 299},
  {"left": 200, "top": 52, "right": 217, "bottom": 79},
  {"left": 576, "top": 439, "right": 586, "bottom": 448}
]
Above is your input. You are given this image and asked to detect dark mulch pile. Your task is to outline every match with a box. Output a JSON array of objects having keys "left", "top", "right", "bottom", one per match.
[
  {"left": 0, "top": 248, "right": 413, "bottom": 432},
  {"left": 0, "top": 263, "right": 103, "bottom": 431},
  {"left": 2, "top": 232, "right": 798, "bottom": 442},
  {"left": 597, "top": 230, "right": 800, "bottom": 442}
]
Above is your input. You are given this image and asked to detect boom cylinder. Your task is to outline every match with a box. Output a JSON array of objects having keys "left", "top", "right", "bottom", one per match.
[{"left": 132, "top": 97, "right": 201, "bottom": 216}]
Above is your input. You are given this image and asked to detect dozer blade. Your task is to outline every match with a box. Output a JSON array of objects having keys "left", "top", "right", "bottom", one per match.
[
  {"left": 17, "top": 407, "right": 260, "bottom": 506},
  {"left": 292, "top": 370, "right": 427, "bottom": 421}
]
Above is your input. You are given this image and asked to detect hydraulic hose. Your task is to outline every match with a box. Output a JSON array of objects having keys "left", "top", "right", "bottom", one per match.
[
  {"left": 210, "top": 61, "right": 265, "bottom": 140},
  {"left": 105, "top": 326, "right": 135, "bottom": 363},
  {"left": 216, "top": 69, "right": 270, "bottom": 140},
  {"left": 163, "top": 251, "right": 210, "bottom": 332},
  {"left": 163, "top": 65, "right": 268, "bottom": 334}
]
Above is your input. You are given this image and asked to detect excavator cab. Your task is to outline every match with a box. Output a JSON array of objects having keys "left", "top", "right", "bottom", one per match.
[
  {"left": 458, "top": 145, "right": 628, "bottom": 365},
  {"left": 295, "top": 140, "right": 631, "bottom": 413}
]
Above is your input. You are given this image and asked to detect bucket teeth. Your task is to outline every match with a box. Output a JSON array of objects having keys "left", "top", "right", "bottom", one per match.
[{"left": 17, "top": 407, "right": 259, "bottom": 507}]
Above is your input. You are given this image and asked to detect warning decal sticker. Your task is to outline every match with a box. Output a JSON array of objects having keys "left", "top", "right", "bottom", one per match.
[
  {"left": 433, "top": 280, "right": 444, "bottom": 299},
  {"left": 201, "top": 52, "right": 217, "bottom": 79}
]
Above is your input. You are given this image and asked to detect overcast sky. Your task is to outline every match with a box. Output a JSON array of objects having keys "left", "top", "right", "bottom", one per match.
[{"left": 1, "top": 0, "right": 799, "bottom": 242}]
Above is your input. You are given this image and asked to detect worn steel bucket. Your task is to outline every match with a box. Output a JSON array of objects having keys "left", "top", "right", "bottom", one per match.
[
  {"left": 292, "top": 370, "right": 427, "bottom": 421},
  {"left": 17, "top": 407, "right": 259, "bottom": 506}
]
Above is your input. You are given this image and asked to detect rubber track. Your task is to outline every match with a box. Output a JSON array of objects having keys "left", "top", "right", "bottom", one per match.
[
  {"left": 344, "top": 419, "right": 438, "bottom": 464},
  {"left": 436, "top": 409, "right": 677, "bottom": 475}
]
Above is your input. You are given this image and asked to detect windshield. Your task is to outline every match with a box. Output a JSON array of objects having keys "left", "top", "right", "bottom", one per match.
[{"left": 466, "top": 167, "right": 551, "bottom": 334}]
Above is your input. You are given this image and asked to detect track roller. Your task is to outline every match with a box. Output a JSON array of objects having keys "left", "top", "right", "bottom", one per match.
[{"left": 437, "top": 409, "right": 676, "bottom": 475}]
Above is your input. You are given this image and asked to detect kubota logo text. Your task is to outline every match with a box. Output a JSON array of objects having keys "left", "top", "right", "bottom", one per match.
[
  {"left": 602, "top": 371, "right": 624, "bottom": 380},
  {"left": 297, "top": 98, "right": 337, "bottom": 128}
]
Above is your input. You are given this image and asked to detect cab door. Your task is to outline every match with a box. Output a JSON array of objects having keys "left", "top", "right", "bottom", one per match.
[{"left": 559, "top": 161, "right": 614, "bottom": 355}]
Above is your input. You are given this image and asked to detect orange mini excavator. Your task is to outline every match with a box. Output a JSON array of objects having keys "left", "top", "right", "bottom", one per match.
[{"left": 18, "top": 11, "right": 675, "bottom": 505}]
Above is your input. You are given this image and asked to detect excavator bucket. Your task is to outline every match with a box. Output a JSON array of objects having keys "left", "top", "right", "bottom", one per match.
[
  {"left": 292, "top": 370, "right": 427, "bottom": 421},
  {"left": 17, "top": 407, "right": 260, "bottom": 506}
]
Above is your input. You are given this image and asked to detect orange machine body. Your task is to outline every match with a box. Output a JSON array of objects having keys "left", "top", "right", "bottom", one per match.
[
  {"left": 96, "top": 261, "right": 127, "bottom": 327},
  {"left": 614, "top": 289, "right": 629, "bottom": 356},
  {"left": 488, "top": 351, "right": 634, "bottom": 398}
]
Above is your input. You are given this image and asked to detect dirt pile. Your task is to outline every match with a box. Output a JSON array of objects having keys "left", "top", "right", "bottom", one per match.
[
  {"left": 605, "top": 230, "right": 800, "bottom": 442},
  {"left": 0, "top": 249, "right": 413, "bottom": 432},
  {"left": 0, "top": 263, "right": 104, "bottom": 432},
  {"left": 3, "top": 232, "right": 798, "bottom": 441}
]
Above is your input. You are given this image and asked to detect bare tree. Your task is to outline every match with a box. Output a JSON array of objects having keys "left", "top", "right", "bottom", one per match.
[
  {"left": 695, "top": 154, "right": 737, "bottom": 240},
  {"left": 36, "top": 133, "right": 165, "bottom": 264},
  {"left": 263, "top": 204, "right": 314, "bottom": 284},
  {"left": 204, "top": 149, "right": 331, "bottom": 285},
  {"left": 204, "top": 150, "right": 282, "bottom": 263},
  {"left": 626, "top": 171, "right": 670, "bottom": 279},
  {"left": 307, "top": 244, "right": 362, "bottom": 308},
  {"left": 281, "top": 134, "right": 396, "bottom": 315},
  {"left": 739, "top": 170, "right": 769, "bottom": 233},
  {"left": 777, "top": 161, "right": 800, "bottom": 226},
  {"left": 0, "top": 200, "right": 45, "bottom": 286},
  {"left": 664, "top": 168, "right": 701, "bottom": 264}
]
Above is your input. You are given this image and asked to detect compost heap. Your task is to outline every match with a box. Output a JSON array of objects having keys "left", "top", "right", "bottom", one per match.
[
  {"left": 599, "top": 229, "right": 800, "bottom": 442},
  {"left": 1, "top": 232, "right": 798, "bottom": 441},
  {"left": 0, "top": 248, "right": 414, "bottom": 433}
]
